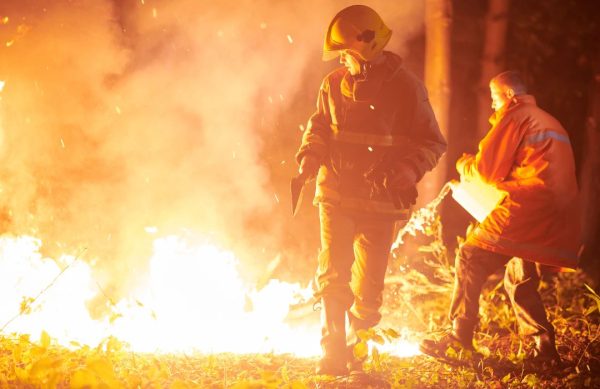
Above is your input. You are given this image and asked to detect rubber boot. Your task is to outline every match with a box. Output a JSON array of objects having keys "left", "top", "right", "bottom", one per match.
[
  {"left": 315, "top": 298, "right": 349, "bottom": 376},
  {"left": 419, "top": 318, "right": 479, "bottom": 363},
  {"left": 531, "top": 331, "right": 561, "bottom": 364},
  {"left": 453, "top": 318, "right": 476, "bottom": 349},
  {"left": 346, "top": 314, "right": 370, "bottom": 373}
]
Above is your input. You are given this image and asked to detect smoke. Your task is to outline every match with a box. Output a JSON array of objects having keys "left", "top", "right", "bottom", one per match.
[{"left": 0, "top": 0, "right": 425, "bottom": 316}]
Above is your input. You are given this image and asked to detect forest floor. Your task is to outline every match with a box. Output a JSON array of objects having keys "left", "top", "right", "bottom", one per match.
[{"left": 1, "top": 215, "right": 599, "bottom": 388}]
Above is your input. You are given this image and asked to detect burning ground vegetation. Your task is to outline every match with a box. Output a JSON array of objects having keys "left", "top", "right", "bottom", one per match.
[{"left": 0, "top": 196, "right": 599, "bottom": 389}]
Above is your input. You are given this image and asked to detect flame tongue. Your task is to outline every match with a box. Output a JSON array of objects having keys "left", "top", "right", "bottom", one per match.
[
  {"left": 0, "top": 234, "right": 321, "bottom": 356},
  {"left": 110, "top": 236, "right": 320, "bottom": 355},
  {"left": 0, "top": 234, "right": 420, "bottom": 358}
]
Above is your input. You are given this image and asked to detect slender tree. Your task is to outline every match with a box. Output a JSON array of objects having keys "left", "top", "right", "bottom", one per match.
[
  {"left": 581, "top": 57, "right": 600, "bottom": 279},
  {"left": 423, "top": 0, "right": 452, "bottom": 202},
  {"left": 477, "top": 0, "right": 509, "bottom": 138}
]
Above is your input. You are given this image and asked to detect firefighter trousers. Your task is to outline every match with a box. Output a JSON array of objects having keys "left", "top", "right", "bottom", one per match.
[
  {"left": 315, "top": 203, "right": 396, "bottom": 327},
  {"left": 449, "top": 243, "right": 554, "bottom": 337}
]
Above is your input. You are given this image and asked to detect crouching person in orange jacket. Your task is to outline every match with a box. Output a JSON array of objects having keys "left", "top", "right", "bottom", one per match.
[{"left": 420, "top": 70, "right": 581, "bottom": 368}]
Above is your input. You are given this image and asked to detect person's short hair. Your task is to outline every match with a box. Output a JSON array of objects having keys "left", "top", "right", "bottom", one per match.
[{"left": 491, "top": 70, "right": 527, "bottom": 95}]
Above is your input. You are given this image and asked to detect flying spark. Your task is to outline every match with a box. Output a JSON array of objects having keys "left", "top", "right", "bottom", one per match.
[{"left": 144, "top": 226, "right": 158, "bottom": 234}]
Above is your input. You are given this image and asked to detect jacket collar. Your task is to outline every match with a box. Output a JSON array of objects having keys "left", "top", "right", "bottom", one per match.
[
  {"left": 341, "top": 51, "right": 403, "bottom": 101},
  {"left": 488, "top": 94, "right": 537, "bottom": 125}
]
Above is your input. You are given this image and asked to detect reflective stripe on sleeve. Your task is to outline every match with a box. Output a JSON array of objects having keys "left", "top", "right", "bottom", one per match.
[
  {"left": 330, "top": 125, "right": 410, "bottom": 146},
  {"left": 524, "top": 130, "right": 571, "bottom": 146},
  {"left": 315, "top": 188, "right": 411, "bottom": 217}
]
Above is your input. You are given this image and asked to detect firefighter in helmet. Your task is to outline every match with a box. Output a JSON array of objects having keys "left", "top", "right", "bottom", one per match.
[{"left": 296, "top": 5, "right": 446, "bottom": 375}]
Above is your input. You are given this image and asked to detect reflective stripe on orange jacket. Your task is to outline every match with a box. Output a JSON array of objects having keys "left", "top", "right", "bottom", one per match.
[
  {"left": 459, "top": 95, "right": 581, "bottom": 268},
  {"left": 296, "top": 51, "right": 446, "bottom": 218}
]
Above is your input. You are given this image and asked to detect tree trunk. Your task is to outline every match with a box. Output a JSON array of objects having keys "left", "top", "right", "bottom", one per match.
[
  {"left": 422, "top": 0, "right": 452, "bottom": 203},
  {"left": 580, "top": 57, "right": 600, "bottom": 280},
  {"left": 477, "top": 0, "right": 509, "bottom": 139}
]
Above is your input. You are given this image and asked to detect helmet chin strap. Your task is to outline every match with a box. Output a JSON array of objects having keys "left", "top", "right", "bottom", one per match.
[
  {"left": 355, "top": 51, "right": 386, "bottom": 79},
  {"left": 358, "top": 62, "right": 372, "bottom": 79}
]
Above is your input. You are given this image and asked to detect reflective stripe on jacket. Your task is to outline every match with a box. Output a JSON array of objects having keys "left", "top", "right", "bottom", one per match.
[
  {"left": 296, "top": 51, "right": 446, "bottom": 218},
  {"left": 459, "top": 95, "right": 581, "bottom": 268}
]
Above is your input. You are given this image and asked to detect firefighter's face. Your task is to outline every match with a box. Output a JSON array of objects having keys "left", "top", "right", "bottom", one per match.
[
  {"left": 340, "top": 50, "right": 363, "bottom": 76},
  {"left": 490, "top": 81, "right": 512, "bottom": 112}
]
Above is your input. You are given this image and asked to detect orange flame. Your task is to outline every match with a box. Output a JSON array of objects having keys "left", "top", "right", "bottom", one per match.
[{"left": 0, "top": 235, "right": 323, "bottom": 355}]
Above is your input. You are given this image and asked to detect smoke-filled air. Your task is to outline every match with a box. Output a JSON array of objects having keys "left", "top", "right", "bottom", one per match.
[{"left": 0, "top": 0, "right": 425, "bottom": 352}]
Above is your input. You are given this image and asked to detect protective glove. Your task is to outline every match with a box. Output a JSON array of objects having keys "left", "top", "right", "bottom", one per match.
[
  {"left": 384, "top": 165, "right": 418, "bottom": 209},
  {"left": 365, "top": 162, "right": 418, "bottom": 209},
  {"left": 299, "top": 154, "right": 320, "bottom": 181},
  {"left": 364, "top": 162, "right": 388, "bottom": 197}
]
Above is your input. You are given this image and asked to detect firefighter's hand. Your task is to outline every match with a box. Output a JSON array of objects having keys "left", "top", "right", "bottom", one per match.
[
  {"left": 456, "top": 153, "right": 474, "bottom": 177},
  {"left": 385, "top": 165, "right": 419, "bottom": 209},
  {"left": 388, "top": 186, "right": 418, "bottom": 209},
  {"left": 299, "top": 154, "right": 320, "bottom": 181},
  {"left": 364, "top": 163, "right": 388, "bottom": 197}
]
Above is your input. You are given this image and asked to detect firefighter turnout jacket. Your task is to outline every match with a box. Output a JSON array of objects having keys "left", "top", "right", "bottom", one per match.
[
  {"left": 458, "top": 94, "right": 581, "bottom": 268},
  {"left": 296, "top": 51, "right": 447, "bottom": 218}
]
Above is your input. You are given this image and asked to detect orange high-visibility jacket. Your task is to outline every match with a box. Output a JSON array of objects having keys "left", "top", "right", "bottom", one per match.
[
  {"left": 459, "top": 95, "right": 581, "bottom": 268},
  {"left": 296, "top": 52, "right": 446, "bottom": 218}
]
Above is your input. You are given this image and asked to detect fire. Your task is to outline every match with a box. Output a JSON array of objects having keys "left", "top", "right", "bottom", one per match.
[
  {"left": 109, "top": 236, "right": 320, "bottom": 355},
  {"left": 0, "top": 233, "right": 421, "bottom": 359},
  {"left": 0, "top": 234, "right": 320, "bottom": 356}
]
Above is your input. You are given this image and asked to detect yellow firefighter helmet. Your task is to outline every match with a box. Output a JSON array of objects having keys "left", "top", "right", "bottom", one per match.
[{"left": 323, "top": 5, "right": 392, "bottom": 62}]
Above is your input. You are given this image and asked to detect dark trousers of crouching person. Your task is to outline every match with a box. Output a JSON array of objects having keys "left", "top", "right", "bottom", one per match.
[
  {"left": 449, "top": 243, "right": 557, "bottom": 357},
  {"left": 316, "top": 203, "right": 396, "bottom": 370}
]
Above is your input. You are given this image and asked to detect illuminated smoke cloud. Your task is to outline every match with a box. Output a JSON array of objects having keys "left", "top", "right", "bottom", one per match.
[{"left": 0, "top": 0, "right": 424, "bottom": 317}]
